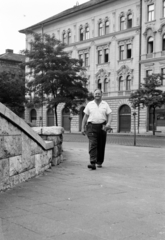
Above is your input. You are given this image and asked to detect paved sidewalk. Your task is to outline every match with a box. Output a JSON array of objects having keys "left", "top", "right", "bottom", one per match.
[{"left": 0, "top": 142, "right": 165, "bottom": 240}]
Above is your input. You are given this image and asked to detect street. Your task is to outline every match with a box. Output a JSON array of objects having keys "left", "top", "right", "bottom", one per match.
[
  {"left": 63, "top": 133, "right": 165, "bottom": 148},
  {"left": 0, "top": 142, "right": 165, "bottom": 240}
]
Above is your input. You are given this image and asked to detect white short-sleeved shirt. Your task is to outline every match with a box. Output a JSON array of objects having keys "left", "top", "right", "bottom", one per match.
[{"left": 84, "top": 100, "right": 112, "bottom": 124}]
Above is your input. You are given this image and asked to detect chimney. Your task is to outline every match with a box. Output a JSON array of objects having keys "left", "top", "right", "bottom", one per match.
[{"left": 6, "top": 49, "right": 13, "bottom": 54}]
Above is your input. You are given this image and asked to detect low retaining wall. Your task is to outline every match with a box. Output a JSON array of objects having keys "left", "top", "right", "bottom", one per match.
[
  {"left": 32, "top": 127, "right": 64, "bottom": 166},
  {"left": 0, "top": 102, "right": 64, "bottom": 191}
]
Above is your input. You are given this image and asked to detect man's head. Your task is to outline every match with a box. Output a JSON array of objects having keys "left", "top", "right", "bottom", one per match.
[{"left": 94, "top": 88, "right": 102, "bottom": 101}]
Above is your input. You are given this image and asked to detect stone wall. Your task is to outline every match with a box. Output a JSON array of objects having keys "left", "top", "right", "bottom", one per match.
[
  {"left": 0, "top": 102, "right": 64, "bottom": 191},
  {"left": 32, "top": 127, "right": 64, "bottom": 166}
]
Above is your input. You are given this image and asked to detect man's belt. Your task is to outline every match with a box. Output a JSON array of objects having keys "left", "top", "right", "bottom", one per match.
[{"left": 88, "top": 121, "right": 106, "bottom": 126}]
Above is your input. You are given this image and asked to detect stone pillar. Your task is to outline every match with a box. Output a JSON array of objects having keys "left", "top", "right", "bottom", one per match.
[{"left": 33, "top": 126, "right": 64, "bottom": 166}]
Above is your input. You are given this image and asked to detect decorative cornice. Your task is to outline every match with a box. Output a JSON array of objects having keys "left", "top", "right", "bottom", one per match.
[
  {"left": 118, "top": 37, "right": 134, "bottom": 45},
  {"left": 144, "top": 0, "right": 155, "bottom": 3},
  {"left": 96, "top": 42, "right": 111, "bottom": 50},
  {"left": 143, "top": 27, "right": 157, "bottom": 36},
  {"left": 117, "top": 65, "right": 133, "bottom": 78},
  {"left": 158, "top": 23, "right": 165, "bottom": 33}
]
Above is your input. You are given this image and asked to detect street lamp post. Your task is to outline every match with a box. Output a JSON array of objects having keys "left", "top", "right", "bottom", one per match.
[{"left": 133, "top": 112, "right": 137, "bottom": 146}]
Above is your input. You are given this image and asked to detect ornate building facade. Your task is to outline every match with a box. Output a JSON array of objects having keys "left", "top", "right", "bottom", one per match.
[
  {"left": 20, "top": 0, "right": 165, "bottom": 133},
  {"left": 140, "top": 0, "right": 165, "bottom": 132}
]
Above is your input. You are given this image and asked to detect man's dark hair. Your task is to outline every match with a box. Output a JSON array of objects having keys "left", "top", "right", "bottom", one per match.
[{"left": 94, "top": 88, "right": 102, "bottom": 93}]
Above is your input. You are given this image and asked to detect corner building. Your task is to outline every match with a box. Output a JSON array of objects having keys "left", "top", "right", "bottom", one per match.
[
  {"left": 21, "top": 0, "right": 142, "bottom": 132},
  {"left": 140, "top": 0, "right": 165, "bottom": 133}
]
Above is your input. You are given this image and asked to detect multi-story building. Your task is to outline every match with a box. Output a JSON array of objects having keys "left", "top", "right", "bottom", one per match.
[
  {"left": 140, "top": 0, "right": 165, "bottom": 132},
  {"left": 20, "top": 0, "right": 165, "bottom": 133}
]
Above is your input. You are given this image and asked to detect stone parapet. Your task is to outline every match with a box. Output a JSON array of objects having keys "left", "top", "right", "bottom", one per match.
[
  {"left": 0, "top": 103, "right": 64, "bottom": 191},
  {"left": 33, "top": 126, "right": 64, "bottom": 166}
]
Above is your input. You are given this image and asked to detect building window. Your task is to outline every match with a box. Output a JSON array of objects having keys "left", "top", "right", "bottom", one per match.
[
  {"left": 126, "top": 75, "right": 131, "bottom": 90},
  {"left": 164, "top": 0, "right": 165, "bottom": 17},
  {"left": 98, "top": 79, "right": 102, "bottom": 90},
  {"left": 98, "top": 22, "right": 103, "bottom": 36},
  {"left": 79, "top": 54, "right": 83, "bottom": 66},
  {"left": 104, "top": 78, "right": 108, "bottom": 92},
  {"left": 120, "top": 16, "right": 125, "bottom": 30},
  {"left": 163, "top": 34, "right": 165, "bottom": 51},
  {"left": 119, "top": 76, "right": 124, "bottom": 91},
  {"left": 119, "top": 45, "right": 124, "bottom": 60},
  {"left": 127, "top": 14, "right": 132, "bottom": 28},
  {"left": 104, "top": 49, "right": 109, "bottom": 62},
  {"left": 85, "top": 26, "right": 89, "bottom": 40},
  {"left": 146, "top": 70, "right": 152, "bottom": 77},
  {"left": 98, "top": 50, "right": 102, "bottom": 64},
  {"left": 84, "top": 53, "right": 89, "bottom": 66},
  {"left": 161, "top": 68, "right": 165, "bottom": 85},
  {"left": 147, "top": 37, "right": 154, "bottom": 53},
  {"left": 80, "top": 27, "right": 83, "bottom": 41},
  {"left": 127, "top": 44, "right": 132, "bottom": 58},
  {"left": 68, "top": 31, "right": 71, "bottom": 44},
  {"left": 148, "top": 4, "right": 154, "bottom": 22},
  {"left": 105, "top": 20, "right": 109, "bottom": 34},
  {"left": 30, "top": 109, "right": 37, "bottom": 126},
  {"left": 63, "top": 32, "right": 67, "bottom": 44}
]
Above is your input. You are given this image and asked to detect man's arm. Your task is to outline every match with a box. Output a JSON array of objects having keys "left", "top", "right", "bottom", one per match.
[
  {"left": 105, "top": 113, "right": 112, "bottom": 131},
  {"left": 81, "top": 114, "right": 89, "bottom": 135}
]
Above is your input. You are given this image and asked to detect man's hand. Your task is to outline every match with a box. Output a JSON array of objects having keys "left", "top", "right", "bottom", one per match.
[
  {"left": 81, "top": 129, "right": 86, "bottom": 136},
  {"left": 104, "top": 124, "right": 111, "bottom": 131}
]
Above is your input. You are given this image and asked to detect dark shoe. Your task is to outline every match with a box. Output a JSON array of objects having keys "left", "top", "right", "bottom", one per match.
[
  {"left": 97, "top": 164, "right": 102, "bottom": 168},
  {"left": 87, "top": 164, "right": 96, "bottom": 170}
]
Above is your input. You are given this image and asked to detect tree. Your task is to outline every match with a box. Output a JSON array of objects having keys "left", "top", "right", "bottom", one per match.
[
  {"left": 23, "top": 33, "right": 89, "bottom": 126},
  {"left": 129, "top": 74, "right": 165, "bottom": 135},
  {"left": 0, "top": 71, "right": 26, "bottom": 117}
]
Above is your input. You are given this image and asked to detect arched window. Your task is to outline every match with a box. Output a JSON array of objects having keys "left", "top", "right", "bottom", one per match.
[
  {"left": 30, "top": 109, "right": 37, "bottom": 126},
  {"left": 119, "top": 76, "right": 124, "bottom": 91},
  {"left": 120, "top": 16, "right": 125, "bottom": 30},
  {"left": 85, "top": 26, "right": 89, "bottom": 40},
  {"left": 127, "top": 13, "right": 132, "bottom": 28},
  {"left": 98, "top": 22, "right": 103, "bottom": 36},
  {"left": 126, "top": 75, "right": 131, "bottom": 90},
  {"left": 105, "top": 19, "right": 109, "bottom": 34},
  {"left": 147, "top": 36, "right": 154, "bottom": 53},
  {"left": 98, "top": 79, "right": 102, "bottom": 90},
  {"left": 163, "top": 34, "right": 165, "bottom": 51},
  {"left": 68, "top": 31, "right": 71, "bottom": 44},
  {"left": 63, "top": 32, "right": 67, "bottom": 44},
  {"left": 104, "top": 78, "right": 108, "bottom": 92},
  {"left": 80, "top": 27, "right": 83, "bottom": 41}
]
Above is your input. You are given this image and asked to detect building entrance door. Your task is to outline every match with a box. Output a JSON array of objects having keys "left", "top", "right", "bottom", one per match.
[
  {"left": 62, "top": 108, "right": 70, "bottom": 131},
  {"left": 47, "top": 108, "right": 54, "bottom": 126},
  {"left": 119, "top": 105, "right": 131, "bottom": 132}
]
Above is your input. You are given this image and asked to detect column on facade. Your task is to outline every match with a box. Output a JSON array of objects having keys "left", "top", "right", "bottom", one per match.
[
  {"left": 74, "top": 24, "right": 77, "bottom": 43},
  {"left": 112, "top": 11, "right": 116, "bottom": 32},
  {"left": 90, "top": 41, "right": 96, "bottom": 91},
  {"left": 91, "top": 18, "right": 95, "bottom": 38}
]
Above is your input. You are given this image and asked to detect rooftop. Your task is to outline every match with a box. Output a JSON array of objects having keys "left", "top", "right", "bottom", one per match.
[
  {"left": 0, "top": 49, "right": 25, "bottom": 62},
  {"left": 19, "top": 0, "right": 114, "bottom": 33}
]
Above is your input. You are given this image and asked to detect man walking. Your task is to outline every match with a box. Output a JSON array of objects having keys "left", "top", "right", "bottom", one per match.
[{"left": 81, "top": 89, "right": 112, "bottom": 170}]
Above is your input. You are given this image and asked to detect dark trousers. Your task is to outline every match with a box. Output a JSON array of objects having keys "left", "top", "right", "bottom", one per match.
[{"left": 87, "top": 123, "right": 107, "bottom": 165}]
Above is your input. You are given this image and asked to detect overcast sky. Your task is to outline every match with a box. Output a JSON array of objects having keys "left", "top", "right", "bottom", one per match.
[{"left": 0, "top": 0, "right": 88, "bottom": 54}]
